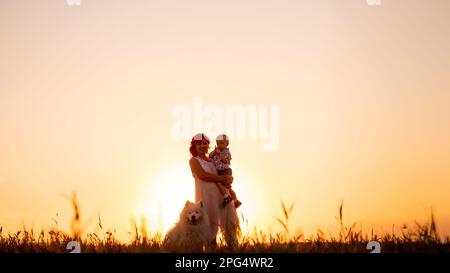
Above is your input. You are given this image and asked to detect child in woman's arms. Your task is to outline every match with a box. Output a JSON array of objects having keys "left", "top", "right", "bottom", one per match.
[{"left": 209, "top": 134, "right": 242, "bottom": 208}]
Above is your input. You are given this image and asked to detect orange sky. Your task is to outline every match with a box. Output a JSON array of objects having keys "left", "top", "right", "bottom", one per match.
[{"left": 1, "top": 0, "right": 450, "bottom": 239}]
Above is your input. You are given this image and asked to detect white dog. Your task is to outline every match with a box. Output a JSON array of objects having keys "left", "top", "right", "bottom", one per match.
[{"left": 163, "top": 200, "right": 212, "bottom": 251}]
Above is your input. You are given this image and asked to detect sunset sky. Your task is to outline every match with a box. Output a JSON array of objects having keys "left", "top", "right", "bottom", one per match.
[{"left": 1, "top": 0, "right": 449, "bottom": 239}]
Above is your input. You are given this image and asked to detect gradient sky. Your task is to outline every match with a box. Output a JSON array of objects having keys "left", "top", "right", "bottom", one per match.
[{"left": 1, "top": 0, "right": 450, "bottom": 239}]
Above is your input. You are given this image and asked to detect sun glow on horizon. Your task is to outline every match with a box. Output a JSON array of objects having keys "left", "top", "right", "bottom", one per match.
[
  {"left": 133, "top": 162, "right": 261, "bottom": 234},
  {"left": 137, "top": 165, "right": 195, "bottom": 233}
]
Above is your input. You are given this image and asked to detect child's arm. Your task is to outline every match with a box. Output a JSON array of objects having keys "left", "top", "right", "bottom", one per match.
[{"left": 209, "top": 146, "right": 219, "bottom": 158}]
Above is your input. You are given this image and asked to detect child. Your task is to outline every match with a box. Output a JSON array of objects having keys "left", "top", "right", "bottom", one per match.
[{"left": 209, "top": 134, "right": 242, "bottom": 208}]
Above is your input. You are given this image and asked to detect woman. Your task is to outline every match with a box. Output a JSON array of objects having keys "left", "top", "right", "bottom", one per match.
[{"left": 189, "top": 133, "right": 240, "bottom": 247}]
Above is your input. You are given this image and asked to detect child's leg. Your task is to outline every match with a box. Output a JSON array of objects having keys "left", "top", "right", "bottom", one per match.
[
  {"left": 216, "top": 183, "right": 229, "bottom": 196},
  {"left": 227, "top": 187, "right": 242, "bottom": 208},
  {"left": 217, "top": 183, "right": 232, "bottom": 208},
  {"left": 229, "top": 188, "right": 237, "bottom": 201},
  {"left": 218, "top": 168, "right": 237, "bottom": 207}
]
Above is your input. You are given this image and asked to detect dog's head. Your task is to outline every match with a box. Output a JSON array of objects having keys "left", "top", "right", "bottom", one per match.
[{"left": 181, "top": 200, "right": 206, "bottom": 226}]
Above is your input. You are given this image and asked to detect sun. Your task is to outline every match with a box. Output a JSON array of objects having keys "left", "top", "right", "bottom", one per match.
[
  {"left": 141, "top": 165, "right": 195, "bottom": 233},
  {"left": 137, "top": 162, "right": 259, "bottom": 234}
]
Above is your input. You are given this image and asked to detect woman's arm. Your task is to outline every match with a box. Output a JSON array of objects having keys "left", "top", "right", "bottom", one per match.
[{"left": 189, "top": 158, "right": 231, "bottom": 183}]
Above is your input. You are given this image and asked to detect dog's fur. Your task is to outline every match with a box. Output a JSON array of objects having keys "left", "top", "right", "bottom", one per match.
[{"left": 163, "top": 200, "right": 212, "bottom": 251}]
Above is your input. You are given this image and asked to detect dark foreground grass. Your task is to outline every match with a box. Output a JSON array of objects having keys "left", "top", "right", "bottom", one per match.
[{"left": 1, "top": 194, "right": 449, "bottom": 253}]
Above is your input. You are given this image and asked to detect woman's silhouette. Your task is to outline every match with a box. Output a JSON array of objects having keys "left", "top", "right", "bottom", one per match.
[{"left": 188, "top": 133, "right": 240, "bottom": 246}]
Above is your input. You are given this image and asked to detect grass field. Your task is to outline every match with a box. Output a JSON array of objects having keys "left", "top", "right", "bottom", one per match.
[{"left": 1, "top": 194, "right": 449, "bottom": 253}]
